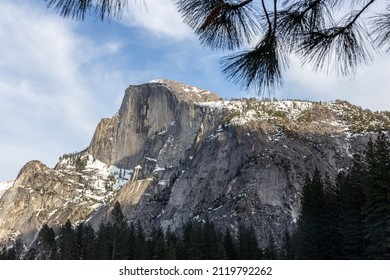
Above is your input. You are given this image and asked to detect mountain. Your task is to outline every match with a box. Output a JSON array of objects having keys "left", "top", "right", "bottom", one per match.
[{"left": 1, "top": 79, "right": 389, "bottom": 248}]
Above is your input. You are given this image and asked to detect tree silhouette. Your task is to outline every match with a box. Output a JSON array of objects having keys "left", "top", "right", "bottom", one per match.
[
  {"left": 338, "top": 156, "right": 367, "bottom": 259},
  {"left": 363, "top": 134, "right": 390, "bottom": 259},
  {"left": 43, "top": 0, "right": 128, "bottom": 20},
  {"left": 42, "top": 0, "right": 390, "bottom": 94},
  {"left": 295, "top": 169, "right": 327, "bottom": 259},
  {"left": 58, "top": 220, "right": 79, "bottom": 259},
  {"left": 37, "top": 224, "right": 58, "bottom": 260}
]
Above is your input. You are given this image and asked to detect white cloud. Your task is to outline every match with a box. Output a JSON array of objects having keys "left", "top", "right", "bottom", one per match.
[
  {"left": 281, "top": 54, "right": 390, "bottom": 111},
  {"left": 122, "top": 0, "right": 194, "bottom": 40},
  {"left": 0, "top": 1, "right": 125, "bottom": 180}
]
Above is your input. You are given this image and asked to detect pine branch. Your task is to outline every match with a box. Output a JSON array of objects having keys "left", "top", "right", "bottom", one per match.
[
  {"left": 261, "top": 0, "right": 272, "bottom": 32},
  {"left": 44, "top": 0, "right": 128, "bottom": 20},
  {"left": 276, "top": 0, "right": 332, "bottom": 52},
  {"left": 221, "top": 31, "right": 289, "bottom": 94},
  {"left": 45, "top": 0, "right": 92, "bottom": 20},
  {"left": 298, "top": 0, "right": 377, "bottom": 75},
  {"left": 371, "top": 3, "right": 390, "bottom": 52},
  {"left": 176, "top": 0, "right": 261, "bottom": 50},
  {"left": 343, "top": 0, "right": 377, "bottom": 29},
  {"left": 299, "top": 19, "right": 373, "bottom": 76}
]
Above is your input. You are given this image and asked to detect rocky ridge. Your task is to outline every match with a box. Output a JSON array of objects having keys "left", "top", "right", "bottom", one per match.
[{"left": 0, "top": 79, "right": 389, "bottom": 247}]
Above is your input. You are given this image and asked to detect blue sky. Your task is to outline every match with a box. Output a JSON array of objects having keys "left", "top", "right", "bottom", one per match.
[{"left": 1, "top": 0, "right": 390, "bottom": 181}]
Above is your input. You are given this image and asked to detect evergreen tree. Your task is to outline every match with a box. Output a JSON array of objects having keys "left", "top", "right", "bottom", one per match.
[
  {"left": 134, "top": 222, "right": 147, "bottom": 259},
  {"left": 37, "top": 224, "right": 57, "bottom": 260},
  {"left": 76, "top": 222, "right": 97, "bottom": 260},
  {"left": 295, "top": 169, "right": 326, "bottom": 259},
  {"left": 126, "top": 222, "right": 137, "bottom": 260},
  {"left": 363, "top": 134, "right": 390, "bottom": 259},
  {"left": 24, "top": 248, "right": 37, "bottom": 260},
  {"left": 201, "top": 219, "right": 225, "bottom": 259},
  {"left": 223, "top": 229, "right": 238, "bottom": 260},
  {"left": 96, "top": 223, "right": 113, "bottom": 259},
  {"left": 151, "top": 228, "right": 167, "bottom": 260},
  {"left": 186, "top": 222, "right": 205, "bottom": 259},
  {"left": 264, "top": 234, "right": 278, "bottom": 260},
  {"left": 338, "top": 157, "right": 367, "bottom": 259},
  {"left": 280, "top": 229, "right": 294, "bottom": 260},
  {"left": 0, "top": 247, "right": 15, "bottom": 260},
  {"left": 110, "top": 201, "right": 129, "bottom": 260},
  {"left": 165, "top": 228, "right": 179, "bottom": 259},
  {"left": 238, "top": 226, "right": 262, "bottom": 259},
  {"left": 322, "top": 174, "right": 342, "bottom": 259},
  {"left": 57, "top": 220, "right": 79, "bottom": 260},
  {"left": 12, "top": 238, "right": 24, "bottom": 260},
  {"left": 174, "top": 237, "right": 187, "bottom": 260}
]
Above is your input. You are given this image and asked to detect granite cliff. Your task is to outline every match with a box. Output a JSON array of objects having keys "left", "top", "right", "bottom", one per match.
[{"left": 1, "top": 79, "right": 389, "bottom": 248}]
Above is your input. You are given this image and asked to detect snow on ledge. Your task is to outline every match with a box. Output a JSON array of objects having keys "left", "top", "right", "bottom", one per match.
[{"left": 0, "top": 180, "right": 14, "bottom": 199}]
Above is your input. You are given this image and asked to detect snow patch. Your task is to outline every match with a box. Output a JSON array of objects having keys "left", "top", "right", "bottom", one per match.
[
  {"left": 0, "top": 180, "right": 14, "bottom": 198},
  {"left": 154, "top": 166, "right": 166, "bottom": 173},
  {"left": 148, "top": 79, "right": 165, "bottom": 84}
]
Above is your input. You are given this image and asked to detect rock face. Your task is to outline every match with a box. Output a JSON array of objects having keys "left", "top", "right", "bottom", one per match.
[
  {"left": 1, "top": 79, "right": 389, "bottom": 247},
  {"left": 88, "top": 79, "right": 222, "bottom": 169},
  {"left": 0, "top": 156, "right": 129, "bottom": 245}
]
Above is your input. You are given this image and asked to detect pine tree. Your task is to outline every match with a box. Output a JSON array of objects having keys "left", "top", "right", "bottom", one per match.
[
  {"left": 322, "top": 174, "right": 342, "bottom": 259},
  {"left": 165, "top": 228, "right": 178, "bottom": 259},
  {"left": 338, "top": 156, "right": 367, "bottom": 259},
  {"left": 363, "top": 134, "right": 390, "bottom": 259},
  {"left": 24, "top": 248, "right": 37, "bottom": 260},
  {"left": 152, "top": 228, "right": 167, "bottom": 260},
  {"left": 37, "top": 224, "right": 57, "bottom": 260},
  {"left": 134, "top": 222, "right": 147, "bottom": 259},
  {"left": 238, "top": 226, "right": 262, "bottom": 259},
  {"left": 110, "top": 201, "right": 128, "bottom": 260},
  {"left": 280, "top": 229, "right": 294, "bottom": 260},
  {"left": 202, "top": 219, "right": 223, "bottom": 259},
  {"left": 126, "top": 222, "right": 136, "bottom": 260},
  {"left": 187, "top": 222, "right": 205, "bottom": 260},
  {"left": 264, "top": 234, "right": 278, "bottom": 260},
  {"left": 295, "top": 169, "right": 326, "bottom": 259},
  {"left": 174, "top": 237, "right": 187, "bottom": 260},
  {"left": 96, "top": 223, "right": 113, "bottom": 259},
  {"left": 0, "top": 247, "right": 16, "bottom": 260},
  {"left": 57, "top": 220, "right": 79, "bottom": 260},
  {"left": 76, "top": 222, "right": 97, "bottom": 260},
  {"left": 223, "top": 229, "right": 238, "bottom": 260}
]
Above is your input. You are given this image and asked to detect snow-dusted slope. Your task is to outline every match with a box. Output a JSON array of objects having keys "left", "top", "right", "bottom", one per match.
[
  {"left": 0, "top": 153, "right": 133, "bottom": 245},
  {"left": 200, "top": 99, "right": 390, "bottom": 133},
  {"left": 0, "top": 180, "right": 13, "bottom": 199}
]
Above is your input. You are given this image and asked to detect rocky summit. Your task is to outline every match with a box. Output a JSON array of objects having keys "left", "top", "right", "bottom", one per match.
[{"left": 1, "top": 79, "right": 389, "bottom": 247}]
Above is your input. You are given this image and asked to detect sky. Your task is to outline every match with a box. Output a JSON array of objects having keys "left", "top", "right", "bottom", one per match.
[{"left": 1, "top": 0, "right": 390, "bottom": 181}]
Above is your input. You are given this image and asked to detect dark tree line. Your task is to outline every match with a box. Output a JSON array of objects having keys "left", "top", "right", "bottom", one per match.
[
  {"left": 289, "top": 133, "right": 390, "bottom": 259},
  {"left": 1, "top": 202, "right": 275, "bottom": 260}
]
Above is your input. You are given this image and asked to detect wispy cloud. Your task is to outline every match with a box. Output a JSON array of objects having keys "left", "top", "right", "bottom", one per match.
[
  {"left": 122, "top": 0, "right": 193, "bottom": 40},
  {"left": 281, "top": 54, "right": 390, "bottom": 111},
  {"left": 0, "top": 1, "right": 126, "bottom": 180}
]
